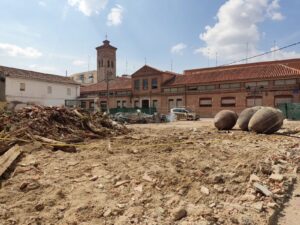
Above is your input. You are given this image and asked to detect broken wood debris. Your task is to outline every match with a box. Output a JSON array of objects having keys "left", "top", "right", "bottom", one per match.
[
  {"left": 0, "top": 145, "right": 22, "bottom": 177},
  {"left": 0, "top": 106, "right": 129, "bottom": 154}
]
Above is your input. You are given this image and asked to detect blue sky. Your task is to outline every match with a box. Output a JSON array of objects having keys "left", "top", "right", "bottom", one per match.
[{"left": 0, "top": 0, "right": 300, "bottom": 76}]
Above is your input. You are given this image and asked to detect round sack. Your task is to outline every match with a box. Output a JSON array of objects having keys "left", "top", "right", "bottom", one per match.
[
  {"left": 248, "top": 107, "right": 284, "bottom": 134},
  {"left": 214, "top": 110, "right": 238, "bottom": 130},
  {"left": 237, "top": 106, "right": 262, "bottom": 131}
]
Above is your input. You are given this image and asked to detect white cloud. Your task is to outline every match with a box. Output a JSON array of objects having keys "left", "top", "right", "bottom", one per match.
[
  {"left": 171, "top": 43, "right": 187, "bottom": 55},
  {"left": 38, "top": 1, "right": 47, "bottom": 7},
  {"left": 107, "top": 5, "right": 124, "bottom": 26},
  {"left": 267, "top": 0, "right": 284, "bottom": 21},
  {"left": 0, "top": 43, "right": 42, "bottom": 58},
  {"left": 72, "top": 59, "right": 87, "bottom": 66},
  {"left": 197, "top": 0, "right": 294, "bottom": 64},
  {"left": 67, "top": 0, "right": 108, "bottom": 16}
]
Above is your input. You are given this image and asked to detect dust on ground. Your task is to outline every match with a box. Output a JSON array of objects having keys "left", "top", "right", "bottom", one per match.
[{"left": 0, "top": 120, "right": 300, "bottom": 225}]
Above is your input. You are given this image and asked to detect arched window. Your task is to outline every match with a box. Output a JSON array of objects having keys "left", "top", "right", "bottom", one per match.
[{"left": 107, "top": 60, "right": 110, "bottom": 67}]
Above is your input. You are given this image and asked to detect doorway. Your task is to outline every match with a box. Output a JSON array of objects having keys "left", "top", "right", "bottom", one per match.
[{"left": 141, "top": 99, "right": 149, "bottom": 108}]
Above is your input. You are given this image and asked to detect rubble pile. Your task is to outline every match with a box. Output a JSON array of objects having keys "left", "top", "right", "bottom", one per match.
[
  {"left": 0, "top": 106, "right": 129, "bottom": 153},
  {"left": 0, "top": 120, "right": 299, "bottom": 224}
]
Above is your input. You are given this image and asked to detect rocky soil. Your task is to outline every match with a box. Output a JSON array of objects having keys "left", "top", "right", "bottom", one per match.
[{"left": 0, "top": 120, "right": 299, "bottom": 225}]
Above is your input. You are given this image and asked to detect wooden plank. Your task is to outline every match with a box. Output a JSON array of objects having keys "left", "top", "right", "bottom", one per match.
[{"left": 0, "top": 145, "right": 22, "bottom": 177}]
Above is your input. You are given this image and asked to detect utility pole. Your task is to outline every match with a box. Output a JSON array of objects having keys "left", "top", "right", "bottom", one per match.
[
  {"left": 273, "top": 40, "right": 277, "bottom": 60},
  {"left": 246, "top": 42, "right": 249, "bottom": 64}
]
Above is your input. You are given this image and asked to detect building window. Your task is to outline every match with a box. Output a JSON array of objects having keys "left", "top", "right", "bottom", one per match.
[
  {"left": 134, "top": 100, "right": 139, "bottom": 108},
  {"left": 67, "top": 88, "right": 71, "bottom": 96},
  {"left": 151, "top": 78, "right": 158, "bottom": 89},
  {"left": 47, "top": 86, "right": 52, "bottom": 94},
  {"left": 199, "top": 98, "right": 212, "bottom": 107},
  {"left": 246, "top": 96, "right": 263, "bottom": 107},
  {"left": 176, "top": 99, "right": 183, "bottom": 107},
  {"left": 79, "top": 74, "right": 84, "bottom": 82},
  {"left": 274, "top": 95, "right": 293, "bottom": 106},
  {"left": 111, "top": 61, "right": 114, "bottom": 68},
  {"left": 245, "top": 81, "right": 269, "bottom": 88},
  {"left": 198, "top": 85, "right": 216, "bottom": 91},
  {"left": 89, "top": 102, "right": 95, "bottom": 109},
  {"left": 166, "top": 87, "right": 185, "bottom": 93},
  {"left": 101, "top": 60, "right": 103, "bottom": 67},
  {"left": 220, "top": 83, "right": 241, "bottom": 89},
  {"left": 89, "top": 74, "right": 94, "bottom": 83},
  {"left": 152, "top": 100, "right": 158, "bottom": 109},
  {"left": 274, "top": 79, "right": 297, "bottom": 86},
  {"left": 122, "top": 101, "right": 127, "bottom": 108},
  {"left": 107, "top": 60, "right": 110, "bottom": 67},
  {"left": 20, "top": 83, "right": 25, "bottom": 91},
  {"left": 168, "top": 99, "right": 175, "bottom": 110},
  {"left": 221, "top": 97, "right": 236, "bottom": 107},
  {"left": 187, "top": 86, "right": 198, "bottom": 91},
  {"left": 81, "top": 101, "right": 87, "bottom": 109},
  {"left": 100, "top": 101, "right": 107, "bottom": 112},
  {"left": 117, "top": 100, "right": 121, "bottom": 108},
  {"left": 143, "top": 79, "right": 148, "bottom": 90},
  {"left": 134, "top": 80, "right": 140, "bottom": 91}
]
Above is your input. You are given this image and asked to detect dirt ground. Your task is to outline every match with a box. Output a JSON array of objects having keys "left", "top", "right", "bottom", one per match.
[{"left": 0, "top": 119, "right": 300, "bottom": 225}]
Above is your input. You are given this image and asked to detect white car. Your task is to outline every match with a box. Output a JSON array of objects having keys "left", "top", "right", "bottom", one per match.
[{"left": 170, "top": 108, "right": 199, "bottom": 120}]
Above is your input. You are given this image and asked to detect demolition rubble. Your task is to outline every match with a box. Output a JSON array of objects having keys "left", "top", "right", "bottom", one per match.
[
  {"left": 0, "top": 106, "right": 299, "bottom": 225},
  {"left": 0, "top": 106, "right": 129, "bottom": 154}
]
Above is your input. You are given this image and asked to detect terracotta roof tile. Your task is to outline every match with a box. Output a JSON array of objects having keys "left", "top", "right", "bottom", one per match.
[
  {"left": 81, "top": 77, "right": 132, "bottom": 93},
  {"left": 0, "top": 65, "right": 79, "bottom": 85},
  {"left": 166, "top": 59, "right": 300, "bottom": 87}
]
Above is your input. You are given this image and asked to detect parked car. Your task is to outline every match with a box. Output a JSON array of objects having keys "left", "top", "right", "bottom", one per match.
[{"left": 170, "top": 107, "right": 199, "bottom": 120}]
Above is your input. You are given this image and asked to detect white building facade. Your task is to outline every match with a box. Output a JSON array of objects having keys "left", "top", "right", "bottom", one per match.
[{"left": 0, "top": 66, "right": 80, "bottom": 107}]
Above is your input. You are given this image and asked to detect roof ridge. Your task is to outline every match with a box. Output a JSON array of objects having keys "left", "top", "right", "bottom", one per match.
[
  {"left": 279, "top": 63, "right": 300, "bottom": 74},
  {"left": 184, "top": 58, "right": 300, "bottom": 74}
]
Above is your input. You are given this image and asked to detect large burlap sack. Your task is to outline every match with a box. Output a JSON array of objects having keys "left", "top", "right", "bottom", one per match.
[
  {"left": 248, "top": 107, "right": 284, "bottom": 134},
  {"left": 237, "top": 106, "right": 262, "bottom": 131},
  {"left": 214, "top": 110, "right": 238, "bottom": 130}
]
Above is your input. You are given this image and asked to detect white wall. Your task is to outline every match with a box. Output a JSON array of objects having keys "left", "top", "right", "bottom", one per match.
[
  {"left": 5, "top": 77, "right": 80, "bottom": 106},
  {"left": 0, "top": 79, "right": 5, "bottom": 101}
]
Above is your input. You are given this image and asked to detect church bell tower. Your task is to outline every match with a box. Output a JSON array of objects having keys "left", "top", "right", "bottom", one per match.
[{"left": 96, "top": 38, "right": 117, "bottom": 82}]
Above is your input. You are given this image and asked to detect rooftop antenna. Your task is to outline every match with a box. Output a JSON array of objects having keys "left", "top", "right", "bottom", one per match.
[
  {"left": 88, "top": 55, "right": 90, "bottom": 72},
  {"left": 144, "top": 57, "right": 147, "bottom": 65},
  {"left": 246, "top": 42, "right": 249, "bottom": 64},
  {"left": 125, "top": 58, "right": 128, "bottom": 74},
  {"left": 65, "top": 70, "right": 68, "bottom": 77},
  {"left": 207, "top": 48, "right": 210, "bottom": 67},
  {"left": 105, "top": 33, "right": 108, "bottom": 40}
]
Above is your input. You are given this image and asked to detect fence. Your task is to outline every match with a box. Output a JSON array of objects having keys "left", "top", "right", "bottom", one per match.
[
  {"left": 277, "top": 103, "right": 300, "bottom": 120},
  {"left": 109, "top": 107, "right": 157, "bottom": 115}
]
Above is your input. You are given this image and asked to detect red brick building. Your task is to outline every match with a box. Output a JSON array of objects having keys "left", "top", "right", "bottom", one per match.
[{"left": 79, "top": 40, "right": 300, "bottom": 117}]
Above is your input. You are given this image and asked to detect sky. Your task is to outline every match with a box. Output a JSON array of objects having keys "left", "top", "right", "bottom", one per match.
[{"left": 0, "top": 0, "right": 300, "bottom": 76}]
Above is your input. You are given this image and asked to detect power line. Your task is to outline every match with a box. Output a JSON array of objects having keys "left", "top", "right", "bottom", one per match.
[{"left": 222, "top": 41, "right": 300, "bottom": 66}]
